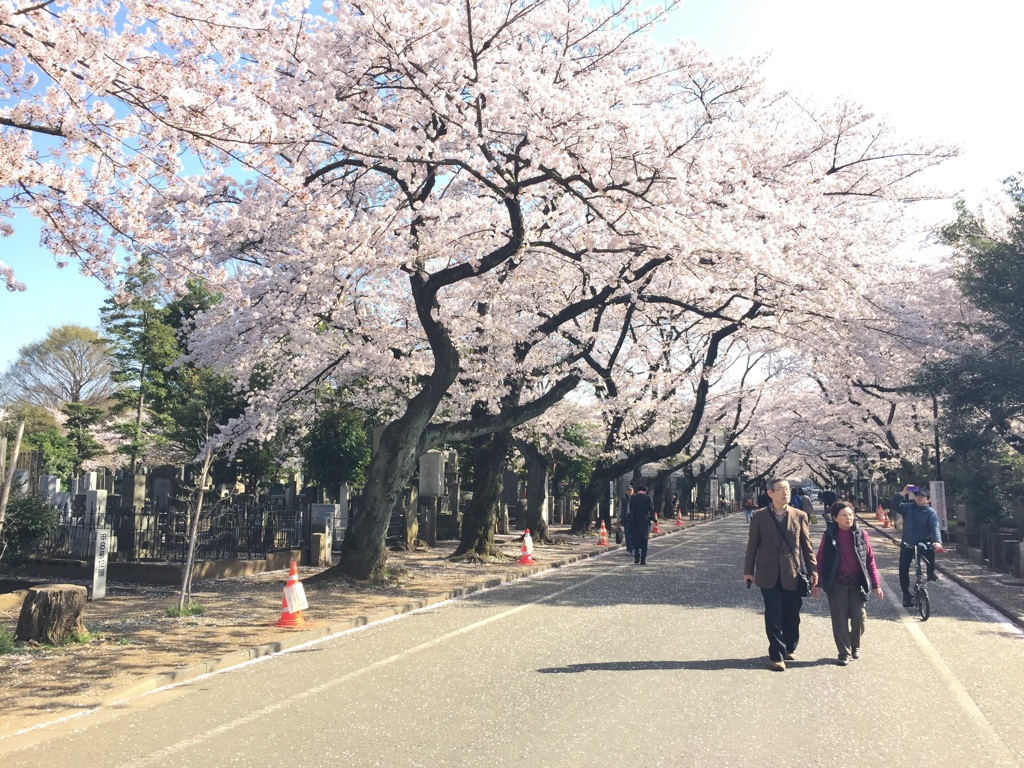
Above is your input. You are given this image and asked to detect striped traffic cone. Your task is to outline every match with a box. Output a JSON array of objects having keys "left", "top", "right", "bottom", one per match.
[
  {"left": 518, "top": 539, "right": 534, "bottom": 565},
  {"left": 274, "top": 561, "right": 308, "bottom": 628}
]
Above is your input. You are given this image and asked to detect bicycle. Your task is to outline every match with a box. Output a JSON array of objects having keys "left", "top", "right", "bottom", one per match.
[{"left": 911, "top": 542, "right": 932, "bottom": 621}]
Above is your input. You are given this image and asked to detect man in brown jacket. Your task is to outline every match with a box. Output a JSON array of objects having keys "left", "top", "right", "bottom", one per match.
[{"left": 743, "top": 477, "right": 818, "bottom": 671}]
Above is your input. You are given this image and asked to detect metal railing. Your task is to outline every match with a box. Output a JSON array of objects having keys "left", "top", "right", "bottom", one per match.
[{"left": 26, "top": 499, "right": 308, "bottom": 563}]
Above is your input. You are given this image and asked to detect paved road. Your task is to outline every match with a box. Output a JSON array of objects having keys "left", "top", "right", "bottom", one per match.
[{"left": 3, "top": 515, "right": 1023, "bottom": 767}]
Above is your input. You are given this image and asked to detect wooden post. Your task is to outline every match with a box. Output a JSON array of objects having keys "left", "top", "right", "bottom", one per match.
[{"left": 15, "top": 584, "right": 89, "bottom": 644}]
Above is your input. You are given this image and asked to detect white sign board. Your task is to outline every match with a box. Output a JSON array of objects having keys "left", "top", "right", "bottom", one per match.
[
  {"left": 930, "top": 480, "right": 948, "bottom": 532},
  {"left": 92, "top": 526, "right": 111, "bottom": 600},
  {"left": 283, "top": 581, "right": 308, "bottom": 614}
]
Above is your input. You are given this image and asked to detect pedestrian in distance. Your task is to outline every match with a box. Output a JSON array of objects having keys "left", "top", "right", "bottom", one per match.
[
  {"left": 891, "top": 484, "right": 944, "bottom": 607},
  {"left": 812, "top": 501, "right": 883, "bottom": 665},
  {"left": 742, "top": 494, "right": 756, "bottom": 524},
  {"left": 618, "top": 485, "right": 635, "bottom": 556},
  {"left": 819, "top": 488, "right": 838, "bottom": 509},
  {"left": 791, "top": 486, "right": 814, "bottom": 516},
  {"left": 628, "top": 484, "right": 655, "bottom": 565},
  {"left": 743, "top": 477, "right": 818, "bottom": 671}
]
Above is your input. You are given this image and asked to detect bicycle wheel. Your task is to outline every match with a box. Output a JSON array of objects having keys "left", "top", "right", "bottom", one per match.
[{"left": 916, "top": 587, "right": 930, "bottom": 621}]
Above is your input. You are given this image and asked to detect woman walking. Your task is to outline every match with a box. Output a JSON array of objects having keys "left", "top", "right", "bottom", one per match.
[{"left": 813, "top": 500, "right": 883, "bottom": 665}]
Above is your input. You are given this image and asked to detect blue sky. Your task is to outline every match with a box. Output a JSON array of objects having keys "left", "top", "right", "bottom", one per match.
[{"left": 1, "top": 0, "right": 1018, "bottom": 369}]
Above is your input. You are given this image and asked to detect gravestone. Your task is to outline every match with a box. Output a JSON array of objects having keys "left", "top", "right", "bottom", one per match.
[
  {"left": 419, "top": 451, "right": 445, "bottom": 497},
  {"left": 310, "top": 533, "right": 330, "bottom": 567},
  {"left": 121, "top": 473, "right": 147, "bottom": 513},
  {"left": 85, "top": 489, "right": 107, "bottom": 528},
  {"left": 311, "top": 503, "right": 341, "bottom": 552},
  {"left": 11, "top": 469, "right": 29, "bottom": 494},
  {"left": 39, "top": 475, "right": 61, "bottom": 502},
  {"left": 151, "top": 476, "right": 174, "bottom": 510}
]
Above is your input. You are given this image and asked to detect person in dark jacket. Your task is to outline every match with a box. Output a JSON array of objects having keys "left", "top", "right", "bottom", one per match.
[
  {"left": 813, "top": 501, "right": 883, "bottom": 665},
  {"left": 891, "top": 484, "right": 944, "bottom": 607},
  {"left": 628, "top": 485, "right": 655, "bottom": 565}
]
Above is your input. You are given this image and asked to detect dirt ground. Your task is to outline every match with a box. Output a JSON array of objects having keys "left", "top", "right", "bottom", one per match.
[{"left": 0, "top": 527, "right": 630, "bottom": 738}]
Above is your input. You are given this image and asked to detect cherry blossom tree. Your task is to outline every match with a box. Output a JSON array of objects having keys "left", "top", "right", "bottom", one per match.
[
  {"left": 733, "top": 265, "right": 968, "bottom": 497},
  {"left": 3, "top": 0, "right": 958, "bottom": 579}
]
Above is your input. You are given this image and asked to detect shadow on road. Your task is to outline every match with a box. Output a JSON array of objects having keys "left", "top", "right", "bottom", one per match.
[{"left": 536, "top": 656, "right": 836, "bottom": 673}]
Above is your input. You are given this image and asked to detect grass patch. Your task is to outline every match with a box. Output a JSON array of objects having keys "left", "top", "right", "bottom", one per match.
[
  {"left": 166, "top": 602, "right": 206, "bottom": 618},
  {"left": 0, "top": 628, "right": 15, "bottom": 655}
]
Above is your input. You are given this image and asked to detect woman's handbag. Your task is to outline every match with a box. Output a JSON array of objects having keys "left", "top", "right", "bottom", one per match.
[{"left": 615, "top": 527, "right": 623, "bottom": 545}]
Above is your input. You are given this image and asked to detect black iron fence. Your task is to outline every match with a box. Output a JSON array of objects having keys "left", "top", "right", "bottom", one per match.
[{"left": 27, "top": 499, "right": 308, "bottom": 564}]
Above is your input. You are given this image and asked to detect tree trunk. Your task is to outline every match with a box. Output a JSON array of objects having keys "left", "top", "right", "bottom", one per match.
[
  {"left": 651, "top": 481, "right": 667, "bottom": 518},
  {"left": 402, "top": 485, "right": 419, "bottom": 550},
  {"left": 331, "top": 400, "right": 439, "bottom": 580},
  {"left": 453, "top": 428, "right": 511, "bottom": 558},
  {"left": 0, "top": 419, "right": 25, "bottom": 539},
  {"left": 179, "top": 442, "right": 215, "bottom": 612},
  {"left": 16, "top": 584, "right": 88, "bottom": 644},
  {"left": 519, "top": 441, "right": 550, "bottom": 543},
  {"left": 571, "top": 476, "right": 605, "bottom": 533}
]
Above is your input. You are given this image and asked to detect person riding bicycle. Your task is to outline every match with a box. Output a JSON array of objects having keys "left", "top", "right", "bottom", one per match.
[{"left": 891, "top": 484, "right": 944, "bottom": 607}]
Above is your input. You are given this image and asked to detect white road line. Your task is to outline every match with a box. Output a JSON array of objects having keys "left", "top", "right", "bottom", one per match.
[
  {"left": 880, "top": 574, "right": 1019, "bottom": 767},
  {"left": 115, "top": 571, "right": 606, "bottom": 768}
]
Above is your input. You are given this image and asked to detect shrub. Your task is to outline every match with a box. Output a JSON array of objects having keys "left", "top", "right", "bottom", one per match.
[{"left": 1, "top": 494, "right": 58, "bottom": 562}]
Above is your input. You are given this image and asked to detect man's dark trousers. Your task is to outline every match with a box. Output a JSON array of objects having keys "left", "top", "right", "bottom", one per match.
[
  {"left": 899, "top": 544, "right": 935, "bottom": 596},
  {"left": 760, "top": 579, "right": 802, "bottom": 662}
]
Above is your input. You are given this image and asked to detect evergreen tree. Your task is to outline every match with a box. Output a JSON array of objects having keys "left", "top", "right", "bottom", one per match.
[
  {"left": 921, "top": 177, "right": 1024, "bottom": 456},
  {"left": 100, "top": 260, "right": 180, "bottom": 472},
  {"left": 300, "top": 406, "right": 372, "bottom": 495},
  {"left": 917, "top": 177, "right": 1024, "bottom": 520},
  {"left": 61, "top": 401, "right": 105, "bottom": 479}
]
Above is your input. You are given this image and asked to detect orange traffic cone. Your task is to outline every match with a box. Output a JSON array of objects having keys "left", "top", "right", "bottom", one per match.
[
  {"left": 675, "top": 511, "right": 683, "bottom": 528},
  {"left": 651, "top": 516, "right": 661, "bottom": 535},
  {"left": 518, "top": 539, "right": 534, "bottom": 565},
  {"left": 274, "top": 561, "right": 308, "bottom": 628},
  {"left": 597, "top": 520, "right": 609, "bottom": 546},
  {"left": 882, "top": 511, "right": 892, "bottom": 529}
]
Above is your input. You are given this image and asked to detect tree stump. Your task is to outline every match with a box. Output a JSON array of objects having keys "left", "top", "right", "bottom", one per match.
[{"left": 15, "top": 584, "right": 89, "bottom": 644}]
